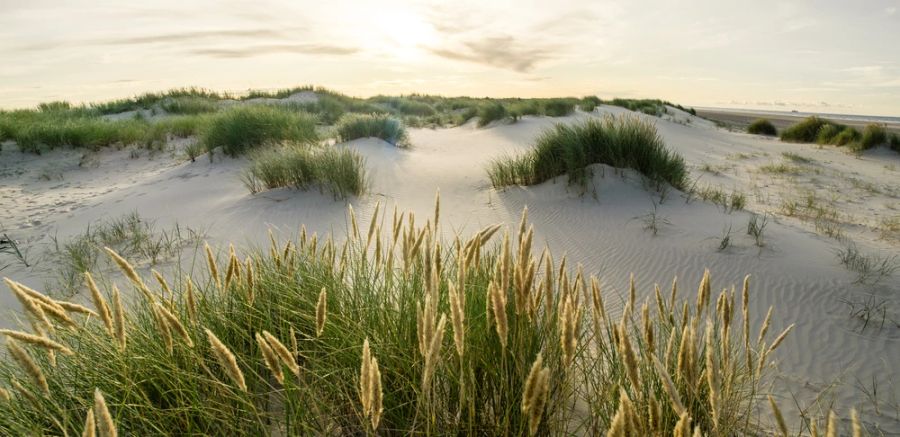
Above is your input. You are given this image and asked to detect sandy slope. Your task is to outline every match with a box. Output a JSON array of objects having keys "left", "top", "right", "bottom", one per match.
[{"left": 1, "top": 106, "right": 899, "bottom": 432}]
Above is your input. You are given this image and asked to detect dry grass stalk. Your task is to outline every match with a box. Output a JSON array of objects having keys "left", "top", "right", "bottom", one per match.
[
  {"left": 86, "top": 273, "right": 114, "bottom": 336},
  {"left": 112, "top": 284, "right": 126, "bottom": 350},
  {"left": 10, "top": 378, "right": 39, "bottom": 408},
  {"left": 651, "top": 353, "right": 686, "bottom": 416},
  {"left": 156, "top": 304, "right": 193, "bottom": 347},
  {"left": 825, "top": 410, "right": 838, "bottom": 437},
  {"left": 697, "top": 269, "right": 711, "bottom": 315},
  {"left": 758, "top": 306, "right": 773, "bottom": 345},
  {"left": 94, "top": 388, "right": 117, "bottom": 437},
  {"left": 6, "top": 339, "right": 49, "bottom": 395},
  {"left": 224, "top": 245, "right": 237, "bottom": 289},
  {"left": 616, "top": 322, "right": 641, "bottom": 393},
  {"left": 55, "top": 300, "right": 98, "bottom": 318},
  {"left": 82, "top": 407, "right": 96, "bottom": 437},
  {"left": 422, "top": 314, "right": 447, "bottom": 391},
  {"left": 150, "top": 304, "right": 173, "bottom": 354},
  {"left": 0, "top": 329, "right": 74, "bottom": 355},
  {"left": 185, "top": 278, "right": 197, "bottom": 325},
  {"left": 262, "top": 331, "right": 300, "bottom": 377},
  {"left": 256, "top": 333, "right": 284, "bottom": 384},
  {"left": 706, "top": 322, "right": 720, "bottom": 430},
  {"left": 489, "top": 280, "right": 508, "bottom": 350},
  {"left": 316, "top": 287, "right": 327, "bottom": 337},
  {"left": 369, "top": 356, "right": 383, "bottom": 430},
  {"left": 433, "top": 190, "right": 440, "bottom": 231},
  {"left": 152, "top": 269, "right": 172, "bottom": 300},
  {"left": 642, "top": 301, "right": 654, "bottom": 355},
  {"left": 768, "top": 395, "right": 788, "bottom": 437},
  {"left": 103, "top": 247, "right": 155, "bottom": 303},
  {"left": 673, "top": 412, "right": 692, "bottom": 437},
  {"left": 359, "top": 338, "right": 384, "bottom": 429},
  {"left": 851, "top": 409, "right": 862, "bottom": 437},
  {"left": 448, "top": 280, "right": 465, "bottom": 358},
  {"left": 522, "top": 353, "right": 550, "bottom": 436},
  {"left": 12, "top": 281, "right": 77, "bottom": 327},
  {"left": 204, "top": 243, "right": 221, "bottom": 289},
  {"left": 5, "top": 279, "right": 55, "bottom": 333},
  {"left": 204, "top": 328, "right": 246, "bottom": 392},
  {"left": 559, "top": 292, "right": 579, "bottom": 367}
]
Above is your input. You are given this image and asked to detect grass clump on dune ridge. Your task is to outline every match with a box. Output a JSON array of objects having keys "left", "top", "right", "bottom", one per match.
[
  {"left": 477, "top": 102, "right": 509, "bottom": 127},
  {"left": 0, "top": 200, "right": 799, "bottom": 435},
  {"left": 489, "top": 116, "right": 689, "bottom": 190},
  {"left": 201, "top": 105, "right": 318, "bottom": 156},
  {"left": 747, "top": 119, "right": 777, "bottom": 136},
  {"left": 334, "top": 113, "right": 408, "bottom": 146},
  {"left": 241, "top": 143, "right": 367, "bottom": 199}
]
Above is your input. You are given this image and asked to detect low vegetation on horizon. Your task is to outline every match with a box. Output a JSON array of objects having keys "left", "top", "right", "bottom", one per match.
[
  {"left": 779, "top": 116, "right": 900, "bottom": 153},
  {"left": 488, "top": 116, "right": 689, "bottom": 191},
  {"left": 0, "top": 86, "right": 698, "bottom": 154},
  {"left": 0, "top": 200, "right": 819, "bottom": 435}
]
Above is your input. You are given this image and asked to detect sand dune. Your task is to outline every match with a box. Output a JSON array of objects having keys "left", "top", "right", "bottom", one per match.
[{"left": 1, "top": 105, "right": 899, "bottom": 432}]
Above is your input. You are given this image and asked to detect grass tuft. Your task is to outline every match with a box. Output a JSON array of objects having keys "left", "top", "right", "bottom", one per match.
[
  {"left": 334, "top": 113, "right": 408, "bottom": 147},
  {"left": 489, "top": 116, "right": 689, "bottom": 190},
  {"left": 241, "top": 143, "right": 368, "bottom": 199},
  {"left": 747, "top": 119, "right": 777, "bottom": 136},
  {"left": 200, "top": 106, "right": 318, "bottom": 156}
]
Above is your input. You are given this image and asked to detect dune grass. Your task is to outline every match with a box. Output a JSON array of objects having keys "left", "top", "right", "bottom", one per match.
[
  {"left": 488, "top": 116, "right": 689, "bottom": 190},
  {"left": 780, "top": 117, "right": 834, "bottom": 143},
  {"left": 0, "top": 201, "right": 797, "bottom": 435},
  {"left": 334, "top": 113, "right": 408, "bottom": 146},
  {"left": 477, "top": 102, "right": 509, "bottom": 127},
  {"left": 747, "top": 119, "right": 777, "bottom": 136},
  {"left": 241, "top": 143, "right": 368, "bottom": 199},
  {"left": 160, "top": 97, "right": 219, "bottom": 115},
  {"left": 200, "top": 106, "right": 318, "bottom": 156},
  {"left": 854, "top": 124, "right": 888, "bottom": 152}
]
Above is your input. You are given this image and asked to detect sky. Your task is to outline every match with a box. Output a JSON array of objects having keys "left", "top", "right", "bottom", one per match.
[{"left": 1, "top": 0, "right": 899, "bottom": 116}]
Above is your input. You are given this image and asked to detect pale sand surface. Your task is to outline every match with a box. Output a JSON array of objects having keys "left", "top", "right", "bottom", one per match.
[{"left": 1, "top": 103, "right": 899, "bottom": 432}]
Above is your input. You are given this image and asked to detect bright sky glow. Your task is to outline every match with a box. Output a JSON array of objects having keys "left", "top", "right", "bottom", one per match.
[{"left": 1, "top": 0, "right": 899, "bottom": 115}]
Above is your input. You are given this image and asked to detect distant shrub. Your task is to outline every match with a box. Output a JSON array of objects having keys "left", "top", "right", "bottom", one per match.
[
  {"left": 890, "top": 133, "right": 900, "bottom": 152},
  {"left": 833, "top": 127, "right": 860, "bottom": 146},
  {"left": 507, "top": 101, "right": 542, "bottom": 119},
  {"left": 857, "top": 124, "right": 888, "bottom": 150},
  {"left": 542, "top": 99, "right": 575, "bottom": 117},
  {"left": 201, "top": 106, "right": 318, "bottom": 156},
  {"left": 746, "top": 119, "right": 777, "bottom": 136},
  {"left": 489, "top": 116, "right": 688, "bottom": 190},
  {"left": 780, "top": 117, "right": 833, "bottom": 143},
  {"left": 334, "top": 113, "right": 408, "bottom": 146},
  {"left": 477, "top": 102, "right": 508, "bottom": 127},
  {"left": 242, "top": 143, "right": 367, "bottom": 199},
  {"left": 457, "top": 106, "right": 479, "bottom": 125},
  {"left": 580, "top": 96, "right": 602, "bottom": 112}
]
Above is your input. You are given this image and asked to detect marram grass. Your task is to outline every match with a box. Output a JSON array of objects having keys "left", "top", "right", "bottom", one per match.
[{"left": 0, "top": 201, "right": 835, "bottom": 435}]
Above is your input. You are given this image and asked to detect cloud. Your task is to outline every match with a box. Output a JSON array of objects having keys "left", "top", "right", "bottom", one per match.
[
  {"left": 12, "top": 28, "right": 298, "bottom": 51},
  {"left": 428, "top": 36, "right": 554, "bottom": 72},
  {"left": 887, "top": 7, "right": 897, "bottom": 16},
  {"left": 190, "top": 44, "right": 358, "bottom": 59}
]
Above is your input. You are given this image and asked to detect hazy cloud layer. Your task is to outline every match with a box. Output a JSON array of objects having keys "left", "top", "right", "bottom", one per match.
[
  {"left": 429, "top": 36, "right": 554, "bottom": 72},
  {"left": 191, "top": 44, "right": 358, "bottom": 58}
]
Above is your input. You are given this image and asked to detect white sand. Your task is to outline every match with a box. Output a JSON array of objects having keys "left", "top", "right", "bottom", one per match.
[{"left": 1, "top": 105, "right": 898, "bottom": 431}]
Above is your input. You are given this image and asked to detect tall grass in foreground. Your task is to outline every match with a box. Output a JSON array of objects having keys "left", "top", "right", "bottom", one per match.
[
  {"left": 200, "top": 106, "right": 318, "bottom": 156},
  {"left": 241, "top": 143, "right": 368, "bottom": 199},
  {"left": 334, "top": 113, "right": 408, "bottom": 147},
  {"left": 0, "top": 200, "right": 804, "bottom": 435},
  {"left": 489, "top": 116, "right": 689, "bottom": 190}
]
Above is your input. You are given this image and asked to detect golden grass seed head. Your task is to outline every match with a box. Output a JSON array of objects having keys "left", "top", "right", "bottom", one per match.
[
  {"left": 256, "top": 333, "right": 284, "bottom": 384},
  {"left": 448, "top": 280, "right": 465, "bottom": 358},
  {"left": 103, "top": 247, "right": 155, "bottom": 303},
  {"left": 705, "top": 321, "right": 720, "bottom": 430},
  {"left": 825, "top": 410, "right": 838, "bottom": 437},
  {"left": 12, "top": 280, "right": 77, "bottom": 327},
  {"left": 0, "top": 387, "right": 10, "bottom": 402},
  {"left": 82, "top": 407, "right": 96, "bottom": 437},
  {"left": 262, "top": 331, "right": 300, "bottom": 377},
  {"left": 651, "top": 353, "right": 686, "bottom": 416},
  {"left": 85, "top": 272, "right": 114, "bottom": 335},
  {"left": 111, "top": 284, "right": 126, "bottom": 351},
  {"left": 6, "top": 339, "right": 49, "bottom": 396},
  {"left": 851, "top": 409, "right": 862, "bottom": 437},
  {"left": 94, "top": 388, "right": 117, "bottom": 437},
  {"left": 673, "top": 412, "right": 691, "bottom": 437},
  {"left": 152, "top": 269, "right": 172, "bottom": 299},
  {"left": 150, "top": 304, "right": 173, "bottom": 354},
  {"left": 204, "top": 243, "right": 221, "bottom": 289},
  {"left": 768, "top": 395, "right": 788, "bottom": 437},
  {"left": 0, "top": 329, "right": 74, "bottom": 355},
  {"left": 5, "top": 279, "right": 55, "bottom": 334},
  {"left": 155, "top": 304, "right": 193, "bottom": 347},
  {"left": 205, "top": 328, "right": 246, "bottom": 392},
  {"left": 316, "top": 287, "right": 328, "bottom": 337},
  {"left": 360, "top": 338, "right": 372, "bottom": 413},
  {"left": 758, "top": 306, "right": 774, "bottom": 345},
  {"left": 617, "top": 323, "right": 641, "bottom": 393},
  {"left": 490, "top": 281, "right": 508, "bottom": 350}
]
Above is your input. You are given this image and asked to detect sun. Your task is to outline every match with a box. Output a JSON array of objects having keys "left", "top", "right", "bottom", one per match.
[{"left": 373, "top": 10, "right": 437, "bottom": 58}]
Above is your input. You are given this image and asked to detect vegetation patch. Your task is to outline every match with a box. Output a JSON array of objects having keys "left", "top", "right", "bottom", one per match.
[
  {"left": 201, "top": 106, "right": 318, "bottom": 156},
  {"left": 746, "top": 119, "right": 777, "bottom": 136},
  {"left": 242, "top": 143, "right": 367, "bottom": 199},
  {"left": 0, "top": 203, "right": 797, "bottom": 435},
  {"left": 334, "top": 113, "right": 408, "bottom": 146},
  {"left": 489, "top": 116, "right": 689, "bottom": 190},
  {"left": 477, "top": 102, "right": 509, "bottom": 127}
]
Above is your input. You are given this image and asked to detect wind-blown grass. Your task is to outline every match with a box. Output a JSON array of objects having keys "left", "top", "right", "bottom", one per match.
[
  {"left": 241, "top": 143, "right": 367, "bottom": 199},
  {"left": 855, "top": 124, "right": 888, "bottom": 151},
  {"left": 334, "top": 113, "right": 408, "bottom": 146},
  {"left": 160, "top": 97, "right": 219, "bottom": 115},
  {"left": 747, "top": 119, "right": 777, "bottom": 136},
  {"left": 200, "top": 106, "right": 318, "bottom": 156},
  {"left": 488, "top": 116, "right": 689, "bottom": 190},
  {"left": 0, "top": 202, "right": 796, "bottom": 435},
  {"left": 477, "top": 102, "right": 509, "bottom": 127},
  {"left": 780, "top": 117, "right": 834, "bottom": 143}
]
